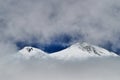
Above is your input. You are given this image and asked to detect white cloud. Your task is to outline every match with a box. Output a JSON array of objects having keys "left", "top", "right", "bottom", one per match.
[
  {"left": 0, "top": 0, "right": 120, "bottom": 56},
  {"left": 0, "top": 0, "right": 119, "bottom": 41},
  {"left": 0, "top": 57, "right": 120, "bottom": 80}
]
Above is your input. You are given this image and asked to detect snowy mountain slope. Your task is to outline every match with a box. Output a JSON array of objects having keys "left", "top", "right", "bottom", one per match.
[
  {"left": 18, "top": 46, "right": 48, "bottom": 59},
  {"left": 50, "top": 42, "right": 118, "bottom": 60},
  {"left": 18, "top": 42, "right": 118, "bottom": 60}
]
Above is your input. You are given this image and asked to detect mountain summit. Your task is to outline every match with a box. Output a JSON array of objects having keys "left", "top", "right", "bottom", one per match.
[
  {"left": 18, "top": 46, "right": 48, "bottom": 59},
  {"left": 18, "top": 42, "right": 118, "bottom": 60},
  {"left": 50, "top": 42, "right": 118, "bottom": 60}
]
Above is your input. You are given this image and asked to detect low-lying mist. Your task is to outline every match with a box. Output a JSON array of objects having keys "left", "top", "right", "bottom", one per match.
[{"left": 0, "top": 55, "right": 120, "bottom": 80}]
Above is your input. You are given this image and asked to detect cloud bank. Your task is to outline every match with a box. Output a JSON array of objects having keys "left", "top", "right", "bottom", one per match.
[{"left": 0, "top": 57, "right": 120, "bottom": 80}]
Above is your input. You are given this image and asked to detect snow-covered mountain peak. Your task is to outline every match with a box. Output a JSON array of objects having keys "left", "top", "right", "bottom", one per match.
[
  {"left": 18, "top": 46, "right": 47, "bottom": 59},
  {"left": 50, "top": 42, "right": 118, "bottom": 60},
  {"left": 17, "top": 42, "right": 118, "bottom": 60},
  {"left": 71, "top": 42, "right": 93, "bottom": 50},
  {"left": 71, "top": 42, "right": 116, "bottom": 56}
]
